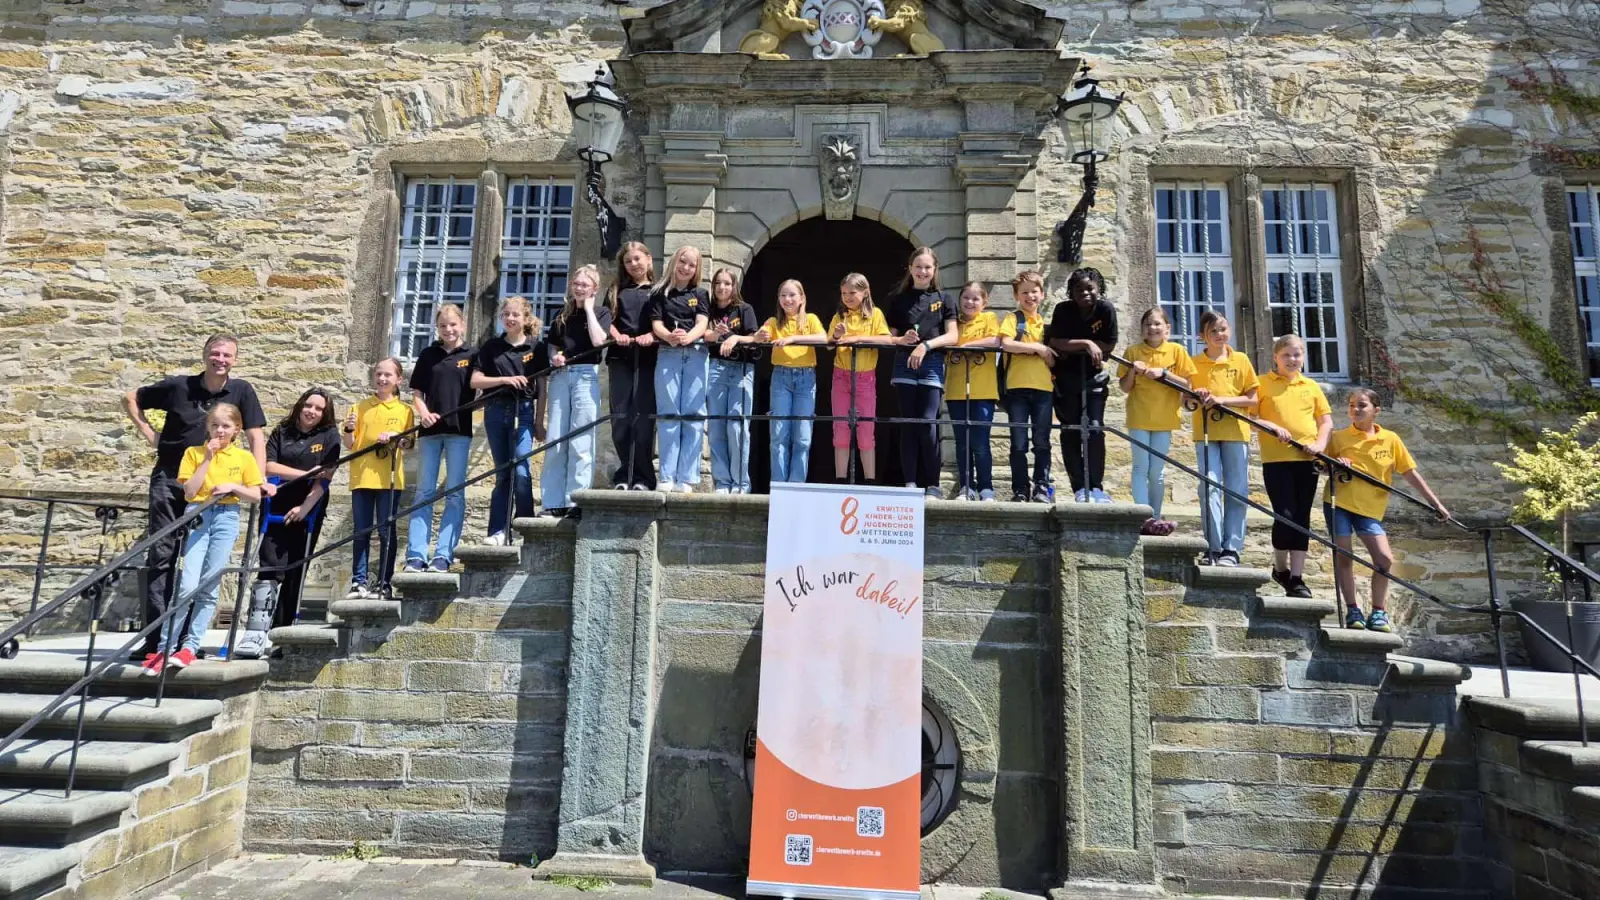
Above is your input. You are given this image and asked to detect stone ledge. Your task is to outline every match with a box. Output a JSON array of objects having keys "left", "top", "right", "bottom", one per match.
[
  {"left": 512, "top": 515, "right": 579, "bottom": 537},
  {"left": 1319, "top": 627, "right": 1404, "bottom": 654},
  {"left": 0, "top": 657, "right": 269, "bottom": 698},
  {"left": 1140, "top": 534, "right": 1209, "bottom": 558},
  {"left": 1464, "top": 695, "right": 1600, "bottom": 739},
  {"left": 327, "top": 599, "right": 402, "bottom": 622},
  {"left": 1570, "top": 785, "right": 1600, "bottom": 827},
  {"left": 392, "top": 572, "right": 460, "bottom": 599},
  {"left": 570, "top": 489, "right": 665, "bottom": 513},
  {"left": 1194, "top": 565, "right": 1274, "bottom": 590},
  {"left": 532, "top": 851, "right": 656, "bottom": 886},
  {"left": 1519, "top": 740, "right": 1600, "bottom": 784},
  {"left": 0, "top": 845, "right": 78, "bottom": 897},
  {"left": 1387, "top": 656, "right": 1472, "bottom": 686},
  {"left": 267, "top": 625, "right": 340, "bottom": 649},
  {"left": 1258, "top": 596, "right": 1338, "bottom": 620},
  {"left": 454, "top": 545, "right": 522, "bottom": 570}
]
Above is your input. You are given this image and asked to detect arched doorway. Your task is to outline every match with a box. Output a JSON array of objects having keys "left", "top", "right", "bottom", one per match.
[{"left": 742, "top": 216, "right": 915, "bottom": 492}]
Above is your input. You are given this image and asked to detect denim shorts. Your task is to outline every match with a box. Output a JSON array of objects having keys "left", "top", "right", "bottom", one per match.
[{"left": 1324, "top": 503, "right": 1386, "bottom": 538}]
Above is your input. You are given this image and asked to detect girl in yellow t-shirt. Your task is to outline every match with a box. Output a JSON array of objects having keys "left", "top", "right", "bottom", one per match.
[
  {"left": 999, "top": 270, "right": 1056, "bottom": 503},
  {"left": 1117, "top": 307, "right": 1195, "bottom": 535},
  {"left": 146, "top": 402, "right": 264, "bottom": 674},
  {"left": 1325, "top": 389, "right": 1450, "bottom": 633},
  {"left": 1251, "top": 334, "right": 1333, "bottom": 599},
  {"left": 1190, "top": 311, "right": 1260, "bottom": 567},
  {"left": 828, "top": 273, "right": 891, "bottom": 482},
  {"left": 341, "top": 357, "right": 416, "bottom": 600},
  {"left": 946, "top": 281, "right": 1002, "bottom": 501},
  {"left": 723, "top": 279, "right": 826, "bottom": 485}
]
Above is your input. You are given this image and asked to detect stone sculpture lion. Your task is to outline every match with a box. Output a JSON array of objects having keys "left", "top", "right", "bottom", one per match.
[
  {"left": 867, "top": 0, "right": 945, "bottom": 56},
  {"left": 737, "top": 0, "right": 820, "bottom": 60}
]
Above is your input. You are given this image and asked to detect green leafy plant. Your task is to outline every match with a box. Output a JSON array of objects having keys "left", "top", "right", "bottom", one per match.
[
  {"left": 1495, "top": 412, "right": 1600, "bottom": 559},
  {"left": 329, "top": 839, "right": 382, "bottom": 861},
  {"left": 549, "top": 875, "right": 613, "bottom": 891}
]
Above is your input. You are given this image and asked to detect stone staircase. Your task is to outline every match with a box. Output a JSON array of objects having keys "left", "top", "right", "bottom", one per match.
[{"left": 0, "top": 654, "right": 268, "bottom": 899}]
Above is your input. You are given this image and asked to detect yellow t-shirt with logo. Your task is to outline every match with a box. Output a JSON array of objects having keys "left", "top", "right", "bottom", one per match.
[
  {"left": 1189, "top": 347, "right": 1260, "bottom": 443},
  {"left": 945, "top": 313, "right": 1001, "bottom": 402},
  {"left": 349, "top": 396, "right": 416, "bottom": 490},
  {"left": 1255, "top": 371, "right": 1332, "bottom": 463},
  {"left": 1323, "top": 425, "right": 1416, "bottom": 521},
  {"left": 764, "top": 313, "right": 825, "bottom": 368},
  {"left": 999, "top": 309, "right": 1052, "bottom": 393},
  {"left": 1117, "top": 341, "right": 1197, "bottom": 432},
  {"left": 177, "top": 444, "right": 264, "bottom": 505},
  {"left": 829, "top": 307, "right": 890, "bottom": 372}
]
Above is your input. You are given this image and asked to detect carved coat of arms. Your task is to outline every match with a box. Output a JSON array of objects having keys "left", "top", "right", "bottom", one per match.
[{"left": 800, "top": 0, "right": 888, "bottom": 60}]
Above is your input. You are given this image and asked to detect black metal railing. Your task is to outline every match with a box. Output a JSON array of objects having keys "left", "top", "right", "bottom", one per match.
[{"left": 0, "top": 494, "right": 147, "bottom": 651}]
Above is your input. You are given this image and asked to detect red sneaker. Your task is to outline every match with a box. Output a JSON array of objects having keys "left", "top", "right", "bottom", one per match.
[
  {"left": 140, "top": 653, "right": 166, "bottom": 676},
  {"left": 166, "top": 648, "right": 197, "bottom": 669}
]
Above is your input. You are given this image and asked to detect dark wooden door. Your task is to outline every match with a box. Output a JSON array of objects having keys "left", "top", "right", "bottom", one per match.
[{"left": 741, "top": 217, "right": 913, "bottom": 493}]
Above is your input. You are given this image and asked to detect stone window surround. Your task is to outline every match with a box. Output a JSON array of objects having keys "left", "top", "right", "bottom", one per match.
[
  {"left": 350, "top": 144, "right": 588, "bottom": 364},
  {"left": 1545, "top": 174, "right": 1600, "bottom": 387},
  {"left": 1125, "top": 145, "right": 1385, "bottom": 389}
]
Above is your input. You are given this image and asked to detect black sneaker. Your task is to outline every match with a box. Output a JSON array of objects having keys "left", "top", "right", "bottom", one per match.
[
  {"left": 1287, "top": 576, "right": 1313, "bottom": 599},
  {"left": 1271, "top": 568, "right": 1291, "bottom": 591},
  {"left": 1198, "top": 551, "right": 1216, "bottom": 566},
  {"left": 1011, "top": 491, "right": 1028, "bottom": 503},
  {"left": 1217, "top": 551, "right": 1241, "bottom": 568}
]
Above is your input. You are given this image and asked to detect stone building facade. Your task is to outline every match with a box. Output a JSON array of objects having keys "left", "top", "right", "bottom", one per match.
[{"left": 0, "top": 0, "right": 1596, "bottom": 649}]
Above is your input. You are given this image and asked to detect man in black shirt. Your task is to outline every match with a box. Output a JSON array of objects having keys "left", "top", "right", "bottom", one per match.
[
  {"left": 1047, "top": 268, "right": 1118, "bottom": 502},
  {"left": 123, "top": 334, "right": 268, "bottom": 659}
]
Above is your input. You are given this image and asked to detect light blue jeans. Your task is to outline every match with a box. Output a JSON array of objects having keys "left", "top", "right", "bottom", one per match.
[
  {"left": 708, "top": 359, "right": 755, "bottom": 492},
  {"left": 655, "top": 346, "right": 709, "bottom": 487},
  {"left": 1129, "top": 428, "right": 1174, "bottom": 518},
  {"left": 770, "top": 366, "right": 817, "bottom": 485},
  {"left": 483, "top": 398, "right": 535, "bottom": 537},
  {"left": 1198, "top": 440, "right": 1250, "bottom": 554},
  {"left": 541, "top": 364, "right": 601, "bottom": 510},
  {"left": 167, "top": 503, "right": 240, "bottom": 654},
  {"left": 407, "top": 434, "right": 471, "bottom": 565}
]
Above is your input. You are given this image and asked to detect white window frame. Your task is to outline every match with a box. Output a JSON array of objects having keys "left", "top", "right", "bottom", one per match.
[
  {"left": 1263, "top": 182, "right": 1348, "bottom": 381},
  {"left": 1567, "top": 185, "right": 1600, "bottom": 386},
  {"left": 392, "top": 176, "right": 477, "bottom": 360},
  {"left": 499, "top": 175, "right": 575, "bottom": 336},
  {"left": 1153, "top": 181, "right": 1236, "bottom": 354}
]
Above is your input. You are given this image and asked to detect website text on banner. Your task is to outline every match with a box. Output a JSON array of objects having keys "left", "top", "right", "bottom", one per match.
[{"left": 748, "top": 482, "right": 925, "bottom": 900}]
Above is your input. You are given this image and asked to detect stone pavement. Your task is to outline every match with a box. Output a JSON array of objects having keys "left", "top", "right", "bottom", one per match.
[{"left": 158, "top": 855, "right": 1070, "bottom": 900}]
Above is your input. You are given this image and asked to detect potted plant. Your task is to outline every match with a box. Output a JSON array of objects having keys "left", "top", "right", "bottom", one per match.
[{"left": 1495, "top": 412, "right": 1600, "bottom": 672}]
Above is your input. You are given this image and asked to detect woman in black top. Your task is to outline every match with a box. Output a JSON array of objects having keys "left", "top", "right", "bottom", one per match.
[
  {"left": 405, "top": 304, "right": 477, "bottom": 572},
  {"left": 885, "top": 246, "right": 960, "bottom": 498},
  {"left": 705, "top": 268, "right": 760, "bottom": 493},
  {"left": 540, "top": 264, "right": 614, "bottom": 516},
  {"left": 237, "top": 388, "right": 340, "bottom": 656},
  {"left": 606, "top": 242, "right": 658, "bottom": 490}
]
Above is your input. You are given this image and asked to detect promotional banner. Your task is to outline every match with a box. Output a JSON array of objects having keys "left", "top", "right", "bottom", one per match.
[{"left": 747, "top": 483, "right": 924, "bottom": 900}]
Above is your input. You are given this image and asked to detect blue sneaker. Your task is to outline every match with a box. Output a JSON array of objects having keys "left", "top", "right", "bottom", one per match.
[
  {"left": 1366, "top": 609, "right": 1392, "bottom": 633},
  {"left": 1344, "top": 606, "right": 1367, "bottom": 630}
]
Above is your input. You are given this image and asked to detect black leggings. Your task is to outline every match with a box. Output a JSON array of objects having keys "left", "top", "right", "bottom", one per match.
[
  {"left": 896, "top": 383, "right": 943, "bottom": 488},
  {"left": 1054, "top": 377, "right": 1108, "bottom": 492},
  {"left": 258, "top": 512, "right": 325, "bottom": 627},
  {"left": 1262, "top": 461, "right": 1319, "bottom": 552},
  {"left": 607, "top": 350, "right": 657, "bottom": 489}
]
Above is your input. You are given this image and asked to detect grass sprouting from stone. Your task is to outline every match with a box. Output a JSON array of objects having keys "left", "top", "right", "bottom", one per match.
[
  {"left": 548, "top": 875, "right": 613, "bottom": 891},
  {"left": 329, "top": 840, "right": 382, "bottom": 861}
]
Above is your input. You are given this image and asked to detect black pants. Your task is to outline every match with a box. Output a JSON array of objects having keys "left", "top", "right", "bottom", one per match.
[
  {"left": 896, "top": 383, "right": 943, "bottom": 489},
  {"left": 1005, "top": 388, "right": 1053, "bottom": 496},
  {"left": 1054, "top": 377, "right": 1108, "bottom": 492},
  {"left": 140, "top": 469, "right": 188, "bottom": 655},
  {"left": 257, "top": 509, "right": 325, "bottom": 628},
  {"left": 608, "top": 350, "right": 657, "bottom": 489},
  {"left": 1263, "top": 461, "right": 1318, "bottom": 552}
]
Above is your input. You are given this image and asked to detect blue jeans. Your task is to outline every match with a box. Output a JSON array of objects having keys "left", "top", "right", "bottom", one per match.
[
  {"left": 1324, "top": 503, "right": 1386, "bottom": 538},
  {"left": 1198, "top": 440, "right": 1250, "bottom": 554},
  {"left": 1005, "top": 388, "right": 1053, "bottom": 496},
  {"left": 948, "top": 400, "right": 995, "bottom": 493},
  {"left": 541, "top": 365, "right": 601, "bottom": 510},
  {"left": 407, "top": 434, "right": 471, "bottom": 565},
  {"left": 352, "top": 488, "right": 399, "bottom": 588},
  {"left": 708, "top": 359, "right": 755, "bottom": 492},
  {"left": 770, "top": 366, "right": 817, "bottom": 484},
  {"left": 483, "top": 398, "right": 535, "bottom": 537},
  {"left": 166, "top": 503, "right": 240, "bottom": 653},
  {"left": 655, "top": 346, "right": 709, "bottom": 486},
  {"left": 1129, "top": 428, "right": 1173, "bottom": 517}
]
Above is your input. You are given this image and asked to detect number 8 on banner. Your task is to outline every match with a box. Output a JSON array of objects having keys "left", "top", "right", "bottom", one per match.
[{"left": 840, "top": 497, "right": 859, "bottom": 535}]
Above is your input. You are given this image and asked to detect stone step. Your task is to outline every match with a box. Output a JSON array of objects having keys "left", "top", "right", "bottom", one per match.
[
  {"left": 326, "top": 598, "right": 402, "bottom": 624},
  {"left": 391, "top": 571, "right": 459, "bottom": 600},
  {"left": 0, "top": 739, "right": 177, "bottom": 791},
  {"left": 0, "top": 693, "right": 222, "bottom": 743},
  {"left": 1570, "top": 785, "right": 1600, "bottom": 828},
  {"left": 454, "top": 545, "right": 522, "bottom": 570},
  {"left": 1318, "top": 626, "right": 1404, "bottom": 655},
  {"left": 0, "top": 656, "right": 268, "bottom": 701},
  {"left": 1257, "top": 596, "right": 1338, "bottom": 621},
  {"left": 0, "top": 843, "right": 79, "bottom": 899},
  {"left": 0, "top": 787, "right": 132, "bottom": 847},
  {"left": 1519, "top": 740, "right": 1600, "bottom": 784},
  {"left": 1464, "top": 695, "right": 1600, "bottom": 740}
]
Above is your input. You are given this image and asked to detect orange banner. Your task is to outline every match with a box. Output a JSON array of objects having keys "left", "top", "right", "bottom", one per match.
[{"left": 747, "top": 483, "right": 924, "bottom": 900}]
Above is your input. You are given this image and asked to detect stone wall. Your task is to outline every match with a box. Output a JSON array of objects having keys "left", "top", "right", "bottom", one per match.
[
  {"left": 246, "top": 520, "right": 574, "bottom": 860},
  {"left": 0, "top": 491, "right": 147, "bottom": 632}
]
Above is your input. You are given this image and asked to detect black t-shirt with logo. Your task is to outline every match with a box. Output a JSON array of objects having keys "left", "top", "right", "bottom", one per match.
[
  {"left": 135, "top": 374, "right": 269, "bottom": 475},
  {"left": 409, "top": 341, "right": 477, "bottom": 438},
  {"left": 885, "top": 286, "right": 956, "bottom": 342},
  {"left": 650, "top": 284, "right": 710, "bottom": 333},
  {"left": 474, "top": 336, "right": 547, "bottom": 402},
  {"left": 548, "top": 305, "right": 615, "bottom": 360},
  {"left": 612, "top": 283, "right": 654, "bottom": 337},
  {"left": 1047, "top": 297, "right": 1118, "bottom": 382},
  {"left": 266, "top": 423, "right": 341, "bottom": 510},
  {"left": 708, "top": 301, "right": 761, "bottom": 364}
]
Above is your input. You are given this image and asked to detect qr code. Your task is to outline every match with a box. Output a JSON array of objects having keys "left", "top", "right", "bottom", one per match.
[
  {"left": 856, "top": 806, "right": 885, "bottom": 838},
  {"left": 785, "top": 834, "right": 813, "bottom": 866}
]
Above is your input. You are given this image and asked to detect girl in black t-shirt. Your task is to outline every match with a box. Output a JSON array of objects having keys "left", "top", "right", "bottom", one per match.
[
  {"left": 606, "top": 242, "right": 658, "bottom": 490},
  {"left": 649, "top": 245, "right": 711, "bottom": 493},
  {"left": 405, "top": 304, "right": 477, "bottom": 572},
  {"left": 540, "top": 265, "right": 613, "bottom": 517},
  {"left": 470, "top": 296, "right": 547, "bottom": 545},
  {"left": 706, "top": 268, "right": 760, "bottom": 493},
  {"left": 885, "top": 246, "right": 960, "bottom": 498}
]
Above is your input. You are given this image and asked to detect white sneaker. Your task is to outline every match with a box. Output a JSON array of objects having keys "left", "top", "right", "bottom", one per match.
[
  {"left": 1090, "top": 488, "right": 1114, "bottom": 504},
  {"left": 659, "top": 482, "right": 677, "bottom": 493},
  {"left": 714, "top": 488, "right": 731, "bottom": 495},
  {"left": 483, "top": 532, "right": 508, "bottom": 546},
  {"left": 1073, "top": 489, "right": 1089, "bottom": 503},
  {"left": 630, "top": 484, "right": 648, "bottom": 491},
  {"left": 613, "top": 483, "right": 630, "bottom": 491},
  {"left": 678, "top": 483, "right": 694, "bottom": 494}
]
